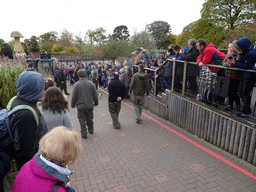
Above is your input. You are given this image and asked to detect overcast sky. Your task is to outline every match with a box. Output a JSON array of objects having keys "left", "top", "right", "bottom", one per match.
[{"left": 2, "top": 0, "right": 205, "bottom": 42}]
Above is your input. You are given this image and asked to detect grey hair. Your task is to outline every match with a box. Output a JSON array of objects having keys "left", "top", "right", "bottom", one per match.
[{"left": 188, "top": 39, "right": 197, "bottom": 47}]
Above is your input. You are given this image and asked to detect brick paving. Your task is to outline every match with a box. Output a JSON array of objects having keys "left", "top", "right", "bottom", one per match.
[{"left": 66, "top": 84, "right": 256, "bottom": 192}]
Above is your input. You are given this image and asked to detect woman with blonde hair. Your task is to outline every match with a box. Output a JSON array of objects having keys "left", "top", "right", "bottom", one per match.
[
  {"left": 41, "top": 87, "right": 73, "bottom": 130},
  {"left": 13, "top": 126, "right": 82, "bottom": 192}
]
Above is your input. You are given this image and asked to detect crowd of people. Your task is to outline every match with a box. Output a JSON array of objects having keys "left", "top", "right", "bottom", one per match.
[
  {"left": 0, "top": 36, "right": 255, "bottom": 192},
  {"left": 52, "top": 36, "right": 256, "bottom": 118}
]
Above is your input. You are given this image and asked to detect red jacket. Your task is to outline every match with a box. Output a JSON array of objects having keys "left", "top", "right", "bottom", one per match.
[{"left": 197, "top": 43, "right": 225, "bottom": 73}]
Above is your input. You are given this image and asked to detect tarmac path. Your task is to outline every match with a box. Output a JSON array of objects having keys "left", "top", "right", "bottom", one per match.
[{"left": 66, "top": 84, "right": 256, "bottom": 192}]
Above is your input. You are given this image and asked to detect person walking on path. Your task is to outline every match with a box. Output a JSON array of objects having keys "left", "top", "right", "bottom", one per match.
[
  {"left": 71, "top": 70, "right": 98, "bottom": 139},
  {"left": 129, "top": 64, "right": 149, "bottom": 124},
  {"left": 108, "top": 72, "right": 126, "bottom": 129},
  {"left": 58, "top": 66, "right": 70, "bottom": 95}
]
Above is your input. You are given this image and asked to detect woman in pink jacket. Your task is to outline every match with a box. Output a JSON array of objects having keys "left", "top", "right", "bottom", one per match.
[{"left": 13, "top": 126, "right": 81, "bottom": 192}]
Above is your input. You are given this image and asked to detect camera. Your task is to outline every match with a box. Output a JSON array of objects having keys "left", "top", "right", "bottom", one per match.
[{"left": 225, "top": 56, "right": 233, "bottom": 61}]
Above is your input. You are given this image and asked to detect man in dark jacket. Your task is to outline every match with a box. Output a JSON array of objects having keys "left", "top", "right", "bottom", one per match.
[
  {"left": 0, "top": 71, "right": 48, "bottom": 191},
  {"left": 180, "top": 39, "right": 200, "bottom": 94},
  {"left": 58, "top": 66, "right": 70, "bottom": 95},
  {"left": 108, "top": 72, "right": 126, "bottom": 129},
  {"left": 161, "top": 49, "right": 173, "bottom": 91},
  {"left": 71, "top": 70, "right": 98, "bottom": 139},
  {"left": 227, "top": 37, "right": 256, "bottom": 117},
  {"left": 129, "top": 64, "right": 149, "bottom": 124}
]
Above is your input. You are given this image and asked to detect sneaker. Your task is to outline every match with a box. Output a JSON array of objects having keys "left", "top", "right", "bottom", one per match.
[{"left": 136, "top": 119, "right": 142, "bottom": 124}]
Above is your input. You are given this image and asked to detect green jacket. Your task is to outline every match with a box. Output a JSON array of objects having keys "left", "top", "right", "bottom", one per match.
[
  {"left": 222, "top": 54, "right": 240, "bottom": 78},
  {"left": 129, "top": 71, "right": 149, "bottom": 96},
  {"left": 91, "top": 69, "right": 98, "bottom": 81}
]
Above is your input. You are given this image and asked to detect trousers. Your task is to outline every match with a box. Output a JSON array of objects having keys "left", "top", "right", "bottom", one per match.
[
  {"left": 77, "top": 108, "right": 94, "bottom": 136},
  {"left": 133, "top": 95, "right": 145, "bottom": 120},
  {"left": 108, "top": 101, "right": 121, "bottom": 128}
]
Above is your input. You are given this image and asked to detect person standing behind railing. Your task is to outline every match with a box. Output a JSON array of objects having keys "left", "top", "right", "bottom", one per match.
[
  {"left": 180, "top": 39, "right": 200, "bottom": 95},
  {"left": 227, "top": 37, "right": 256, "bottom": 117},
  {"left": 222, "top": 42, "right": 241, "bottom": 113},
  {"left": 196, "top": 39, "right": 225, "bottom": 75},
  {"left": 161, "top": 49, "right": 173, "bottom": 92}
]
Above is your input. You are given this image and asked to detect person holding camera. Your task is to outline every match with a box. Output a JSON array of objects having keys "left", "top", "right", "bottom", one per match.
[
  {"left": 222, "top": 42, "right": 241, "bottom": 112},
  {"left": 226, "top": 37, "right": 256, "bottom": 117}
]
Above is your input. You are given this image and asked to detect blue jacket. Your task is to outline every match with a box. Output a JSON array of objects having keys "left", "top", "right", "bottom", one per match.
[{"left": 233, "top": 37, "right": 256, "bottom": 79}]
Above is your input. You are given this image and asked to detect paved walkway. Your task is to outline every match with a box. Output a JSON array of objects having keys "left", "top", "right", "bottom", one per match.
[{"left": 66, "top": 84, "right": 256, "bottom": 192}]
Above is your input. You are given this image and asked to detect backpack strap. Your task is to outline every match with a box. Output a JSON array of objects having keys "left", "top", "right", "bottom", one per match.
[
  {"left": 6, "top": 96, "right": 17, "bottom": 111},
  {"left": 6, "top": 96, "right": 40, "bottom": 126},
  {"left": 8, "top": 105, "right": 39, "bottom": 126},
  {"left": 50, "top": 183, "right": 69, "bottom": 192}
]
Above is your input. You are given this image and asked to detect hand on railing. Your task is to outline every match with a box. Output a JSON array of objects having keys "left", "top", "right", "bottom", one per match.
[{"left": 199, "top": 62, "right": 205, "bottom": 67}]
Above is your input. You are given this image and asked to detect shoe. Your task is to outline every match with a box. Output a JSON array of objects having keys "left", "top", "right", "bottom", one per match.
[
  {"left": 82, "top": 134, "right": 87, "bottom": 139},
  {"left": 65, "top": 93, "right": 70, "bottom": 95},
  {"left": 88, "top": 130, "right": 93, "bottom": 134},
  {"left": 136, "top": 119, "right": 142, "bottom": 124},
  {"left": 241, "top": 113, "right": 252, "bottom": 118},
  {"left": 113, "top": 126, "right": 120, "bottom": 129},
  {"left": 234, "top": 112, "right": 242, "bottom": 117}
]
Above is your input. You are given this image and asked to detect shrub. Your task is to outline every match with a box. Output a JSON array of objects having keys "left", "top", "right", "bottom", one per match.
[
  {"left": 64, "top": 46, "right": 79, "bottom": 54},
  {"left": 0, "top": 57, "right": 24, "bottom": 109}
]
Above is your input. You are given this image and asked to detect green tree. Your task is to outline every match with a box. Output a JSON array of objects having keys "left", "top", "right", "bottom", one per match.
[
  {"left": 0, "top": 39, "right": 5, "bottom": 52},
  {"left": 1, "top": 43, "right": 13, "bottom": 59},
  {"left": 103, "top": 39, "right": 131, "bottom": 63},
  {"left": 191, "top": 18, "right": 225, "bottom": 48},
  {"left": 86, "top": 28, "right": 107, "bottom": 45},
  {"left": 51, "top": 43, "right": 63, "bottom": 53},
  {"left": 39, "top": 31, "right": 58, "bottom": 46},
  {"left": 22, "top": 36, "right": 40, "bottom": 52},
  {"left": 169, "top": 34, "right": 178, "bottom": 46},
  {"left": 219, "top": 23, "right": 256, "bottom": 48},
  {"left": 83, "top": 43, "right": 95, "bottom": 54},
  {"left": 130, "top": 30, "right": 156, "bottom": 52},
  {"left": 40, "top": 41, "right": 54, "bottom": 53},
  {"left": 90, "top": 44, "right": 105, "bottom": 60},
  {"left": 74, "top": 35, "right": 85, "bottom": 53},
  {"left": 177, "top": 22, "right": 195, "bottom": 48},
  {"left": 58, "top": 29, "right": 74, "bottom": 48},
  {"left": 64, "top": 46, "right": 79, "bottom": 54},
  {"left": 147, "top": 21, "right": 171, "bottom": 49},
  {"left": 201, "top": 0, "right": 256, "bottom": 29},
  {"left": 112, "top": 25, "right": 130, "bottom": 41}
]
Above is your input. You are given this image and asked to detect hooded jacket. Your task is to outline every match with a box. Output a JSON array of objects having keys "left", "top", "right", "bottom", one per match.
[
  {"left": 196, "top": 43, "right": 225, "bottom": 73},
  {"left": 233, "top": 37, "right": 256, "bottom": 79},
  {"left": 129, "top": 71, "right": 149, "bottom": 96},
  {"left": 6, "top": 71, "right": 48, "bottom": 170},
  {"left": 13, "top": 153, "right": 70, "bottom": 192}
]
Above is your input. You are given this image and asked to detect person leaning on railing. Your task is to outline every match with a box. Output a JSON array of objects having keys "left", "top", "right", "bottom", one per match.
[
  {"left": 222, "top": 42, "right": 241, "bottom": 113},
  {"left": 180, "top": 39, "right": 200, "bottom": 94},
  {"left": 226, "top": 37, "right": 256, "bottom": 117}
]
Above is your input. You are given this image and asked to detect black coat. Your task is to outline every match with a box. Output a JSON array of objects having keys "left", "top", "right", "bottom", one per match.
[
  {"left": 108, "top": 78, "right": 126, "bottom": 102},
  {"left": 180, "top": 47, "right": 200, "bottom": 76}
]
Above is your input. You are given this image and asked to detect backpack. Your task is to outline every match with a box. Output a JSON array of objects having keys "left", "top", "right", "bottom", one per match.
[{"left": 0, "top": 96, "right": 40, "bottom": 149}]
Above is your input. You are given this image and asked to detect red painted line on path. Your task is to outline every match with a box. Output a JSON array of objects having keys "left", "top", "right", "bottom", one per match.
[{"left": 122, "top": 100, "right": 256, "bottom": 181}]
